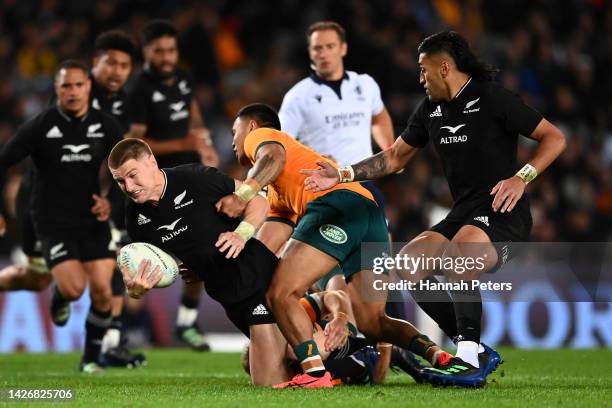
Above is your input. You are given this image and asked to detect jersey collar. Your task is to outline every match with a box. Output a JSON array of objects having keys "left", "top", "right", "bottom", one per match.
[
  {"left": 309, "top": 70, "right": 349, "bottom": 85},
  {"left": 159, "top": 169, "right": 168, "bottom": 201},
  {"left": 452, "top": 77, "right": 472, "bottom": 101},
  {"left": 55, "top": 104, "right": 89, "bottom": 123},
  {"left": 309, "top": 71, "right": 349, "bottom": 99}
]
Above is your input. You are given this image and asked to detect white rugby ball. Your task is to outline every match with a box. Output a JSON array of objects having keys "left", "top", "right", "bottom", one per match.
[{"left": 118, "top": 242, "right": 179, "bottom": 288}]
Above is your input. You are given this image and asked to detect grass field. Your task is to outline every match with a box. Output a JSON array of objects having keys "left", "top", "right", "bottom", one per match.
[{"left": 1, "top": 348, "right": 611, "bottom": 407}]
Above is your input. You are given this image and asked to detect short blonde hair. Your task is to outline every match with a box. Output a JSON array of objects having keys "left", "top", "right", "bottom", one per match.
[{"left": 108, "top": 138, "right": 153, "bottom": 169}]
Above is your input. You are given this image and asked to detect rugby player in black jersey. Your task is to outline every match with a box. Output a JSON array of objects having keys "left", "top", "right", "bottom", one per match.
[
  {"left": 108, "top": 138, "right": 423, "bottom": 387},
  {"left": 0, "top": 60, "right": 123, "bottom": 373},
  {"left": 302, "top": 31, "right": 566, "bottom": 387},
  {"left": 127, "top": 19, "right": 219, "bottom": 350},
  {"left": 0, "top": 31, "right": 145, "bottom": 368},
  {"left": 107, "top": 138, "right": 292, "bottom": 385},
  {"left": 90, "top": 30, "right": 147, "bottom": 368}
]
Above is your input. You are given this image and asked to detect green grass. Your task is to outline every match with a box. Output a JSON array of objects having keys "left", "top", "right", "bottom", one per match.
[{"left": 1, "top": 348, "right": 611, "bottom": 407}]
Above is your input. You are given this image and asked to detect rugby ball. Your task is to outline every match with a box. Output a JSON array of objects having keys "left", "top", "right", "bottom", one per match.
[{"left": 117, "top": 242, "right": 179, "bottom": 288}]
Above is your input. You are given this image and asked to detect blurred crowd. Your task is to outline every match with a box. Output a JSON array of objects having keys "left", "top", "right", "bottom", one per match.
[{"left": 0, "top": 0, "right": 610, "bottom": 247}]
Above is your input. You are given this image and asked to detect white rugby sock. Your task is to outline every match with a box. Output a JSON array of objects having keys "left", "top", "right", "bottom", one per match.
[
  {"left": 478, "top": 343, "right": 485, "bottom": 353},
  {"left": 455, "top": 341, "right": 479, "bottom": 368},
  {"left": 176, "top": 305, "right": 198, "bottom": 327},
  {"left": 101, "top": 328, "right": 121, "bottom": 353}
]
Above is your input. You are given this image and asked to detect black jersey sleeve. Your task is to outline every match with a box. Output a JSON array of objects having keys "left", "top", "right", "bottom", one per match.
[
  {"left": 191, "top": 165, "right": 236, "bottom": 199},
  {"left": 493, "top": 85, "right": 543, "bottom": 137},
  {"left": 128, "top": 78, "right": 150, "bottom": 125},
  {"left": 400, "top": 99, "right": 429, "bottom": 148},
  {"left": 0, "top": 120, "right": 39, "bottom": 215}
]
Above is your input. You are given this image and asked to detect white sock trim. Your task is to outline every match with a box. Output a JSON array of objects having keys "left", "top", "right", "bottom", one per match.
[
  {"left": 455, "top": 340, "right": 479, "bottom": 368},
  {"left": 101, "top": 328, "right": 121, "bottom": 353},
  {"left": 176, "top": 305, "right": 198, "bottom": 327}
]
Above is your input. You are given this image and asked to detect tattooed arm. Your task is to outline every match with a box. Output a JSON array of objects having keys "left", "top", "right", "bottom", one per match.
[
  {"left": 352, "top": 137, "right": 417, "bottom": 180},
  {"left": 302, "top": 137, "right": 418, "bottom": 192},
  {"left": 215, "top": 142, "right": 286, "bottom": 218},
  {"left": 246, "top": 142, "right": 286, "bottom": 187}
]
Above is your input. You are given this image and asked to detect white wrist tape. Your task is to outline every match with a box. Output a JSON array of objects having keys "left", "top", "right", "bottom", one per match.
[
  {"left": 337, "top": 166, "right": 355, "bottom": 183},
  {"left": 515, "top": 163, "right": 538, "bottom": 184}
]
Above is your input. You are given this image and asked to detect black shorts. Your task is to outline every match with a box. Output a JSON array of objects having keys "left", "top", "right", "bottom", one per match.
[
  {"left": 40, "top": 223, "right": 117, "bottom": 269},
  {"left": 223, "top": 291, "right": 276, "bottom": 337},
  {"left": 430, "top": 196, "right": 532, "bottom": 269}
]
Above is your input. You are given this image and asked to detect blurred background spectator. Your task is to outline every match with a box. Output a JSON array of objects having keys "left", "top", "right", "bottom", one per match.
[{"left": 0, "top": 0, "right": 609, "bottom": 250}]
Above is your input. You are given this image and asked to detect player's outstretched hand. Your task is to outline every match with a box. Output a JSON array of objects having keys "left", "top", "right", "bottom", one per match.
[
  {"left": 216, "top": 231, "right": 246, "bottom": 259},
  {"left": 121, "top": 259, "right": 163, "bottom": 299},
  {"left": 490, "top": 175, "right": 526, "bottom": 213},
  {"left": 324, "top": 312, "right": 350, "bottom": 352},
  {"left": 215, "top": 194, "right": 247, "bottom": 218},
  {"left": 91, "top": 194, "right": 111, "bottom": 221},
  {"left": 178, "top": 264, "right": 200, "bottom": 284},
  {"left": 301, "top": 161, "right": 340, "bottom": 192}
]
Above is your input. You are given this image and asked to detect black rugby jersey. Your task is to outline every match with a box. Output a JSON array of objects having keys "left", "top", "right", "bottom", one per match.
[
  {"left": 90, "top": 77, "right": 130, "bottom": 133},
  {"left": 0, "top": 106, "right": 123, "bottom": 235},
  {"left": 125, "top": 164, "right": 277, "bottom": 305},
  {"left": 129, "top": 67, "right": 193, "bottom": 142},
  {"left": 401, "top": 79, "right": 542, "bottom": 206}
]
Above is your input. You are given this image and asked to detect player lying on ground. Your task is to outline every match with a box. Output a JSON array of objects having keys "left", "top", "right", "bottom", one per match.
[
  {"left": 241, "top": 289, "right": 394, "bottom": 386},
  {"left": 217, "top": 103, "right": 464, "bottom": 388}
]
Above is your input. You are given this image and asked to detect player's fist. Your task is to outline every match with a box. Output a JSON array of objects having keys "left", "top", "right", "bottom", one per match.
[
  {"left": 215, "top": 194, "right": 247, "bottom": 218},
  {"left": 301, "top": 161, "right": 340, "bottom": 192}
]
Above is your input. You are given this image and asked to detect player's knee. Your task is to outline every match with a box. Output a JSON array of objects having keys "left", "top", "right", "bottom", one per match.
[
  {"left": 61, "top": 284, "right": 85, "bottom": 301},
  {"left": 90, "top": 285, "right": 112, "bottom": 303},
  {"left": 266, "top": 281, "right": 294, "bottom": 307}
]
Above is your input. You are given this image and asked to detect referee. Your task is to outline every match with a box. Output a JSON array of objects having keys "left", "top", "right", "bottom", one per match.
[
  {"left": 278, "top": 21, "right": 394, "bottom": 293},
  {"left": 302, "top": 31, "right": 566, "bottom": 386}
]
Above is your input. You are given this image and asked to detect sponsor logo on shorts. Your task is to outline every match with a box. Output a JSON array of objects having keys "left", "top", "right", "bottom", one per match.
[
  {"left": 319, "top": 224, "right": 348, "bottom": 244},
  {"left": 49, "top": 242, "right": 68, "bottom": 260},
  {"left": 473, "top": 216, "right": 490, "bottom": 227},
  {"left": 252, "top": 304, "right": 269, "bottom": 316}
]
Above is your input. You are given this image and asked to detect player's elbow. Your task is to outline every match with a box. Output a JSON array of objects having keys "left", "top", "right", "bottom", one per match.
[{"left": 555, "top": 129, "right": 567, "bottom": 154}]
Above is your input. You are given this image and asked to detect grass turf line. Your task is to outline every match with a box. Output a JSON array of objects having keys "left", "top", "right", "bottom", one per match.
[{"left": 0, "top": 348, "right": 611, "bottom": 407}]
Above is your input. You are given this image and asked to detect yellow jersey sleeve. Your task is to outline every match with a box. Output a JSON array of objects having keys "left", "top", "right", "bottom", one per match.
[{"left": 243, "top": 128, "right": 285, "bottom": 163}]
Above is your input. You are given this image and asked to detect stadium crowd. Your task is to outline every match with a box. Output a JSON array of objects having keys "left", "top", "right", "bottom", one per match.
[{"left": 0, "top": 0, "right": 609, "bottom": 249}]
